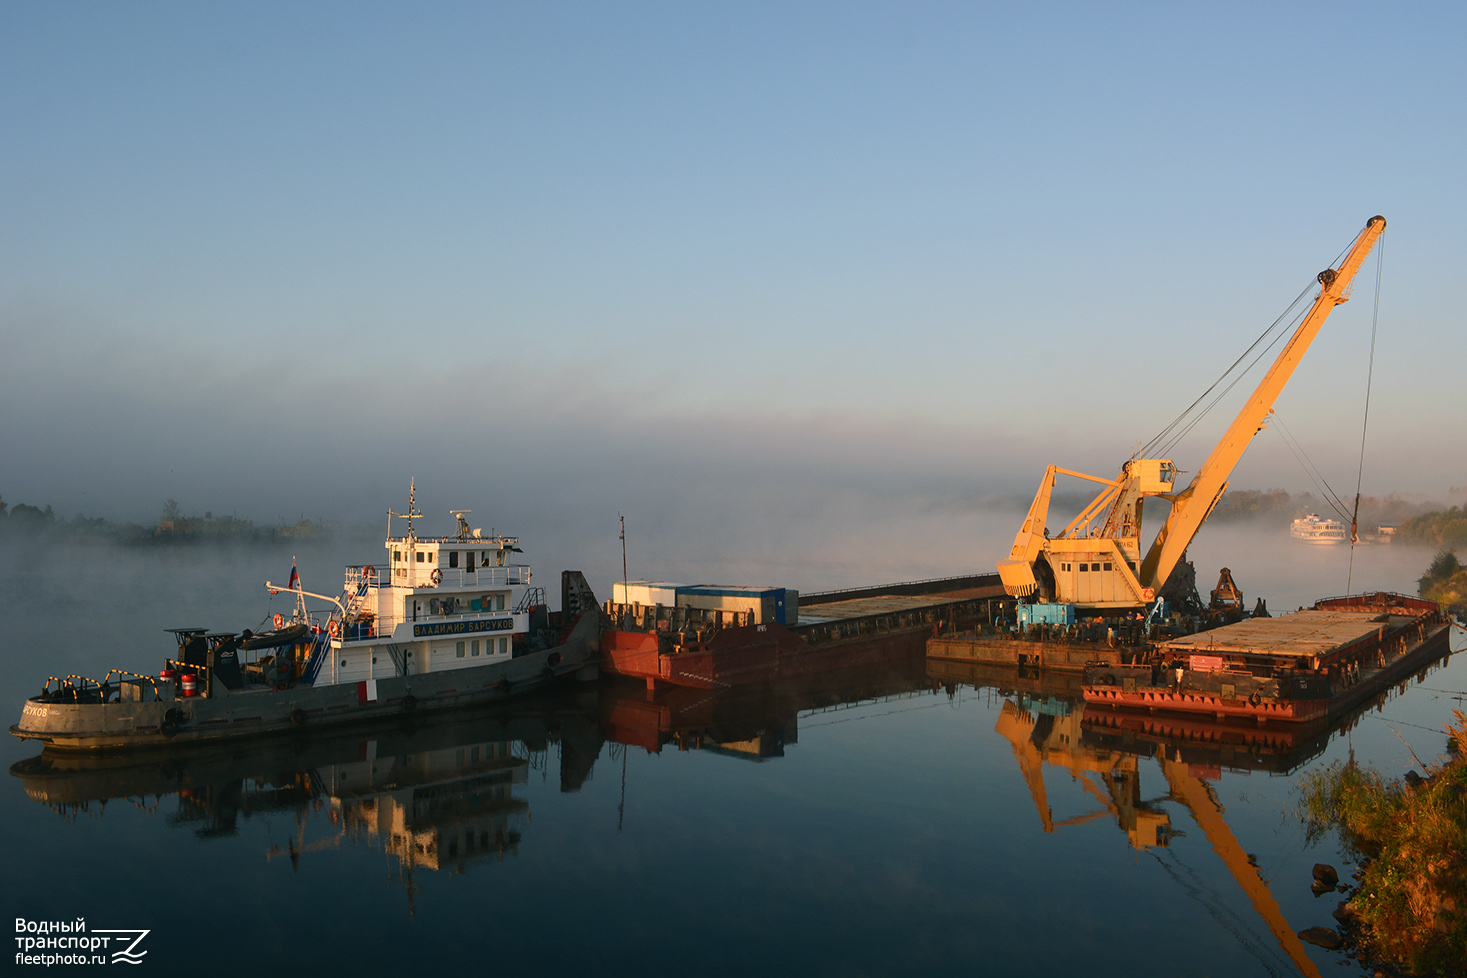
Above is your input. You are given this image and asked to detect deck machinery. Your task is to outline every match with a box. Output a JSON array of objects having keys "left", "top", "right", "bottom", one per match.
[{"left": 997, "top": 215, "right": 1386, "bottom": 612}]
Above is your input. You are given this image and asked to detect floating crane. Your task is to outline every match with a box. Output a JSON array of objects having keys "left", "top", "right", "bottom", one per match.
[{"left": 997, "top": 215, "right": 1386, "bottom": 611}]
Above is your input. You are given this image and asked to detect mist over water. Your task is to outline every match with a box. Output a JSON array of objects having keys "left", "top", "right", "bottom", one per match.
[{"left": 1, "top": 513, "right": 1463, "bottom": 978}]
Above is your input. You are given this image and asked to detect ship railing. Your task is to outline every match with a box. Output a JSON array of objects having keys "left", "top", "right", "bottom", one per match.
[
  {"left": 41, "top": 671, "right": 168, "bottom": 702},
  {"left": 344, "top": 566, "right": 383, "bottom": 591},
  {"left": 373, "top": 564, "right": 531, "bottom": 589},
  {"left": 302, "top": 627, "right": 332, "bottom": 684}
]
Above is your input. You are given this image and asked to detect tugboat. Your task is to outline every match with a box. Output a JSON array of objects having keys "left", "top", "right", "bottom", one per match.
[{"left": 10, "top": 484, "right": 602, "bottom": 751}]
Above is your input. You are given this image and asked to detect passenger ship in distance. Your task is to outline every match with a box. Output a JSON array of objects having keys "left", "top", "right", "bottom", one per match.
[
  {"left": 1289, "top": 513, "right": 1347, "bottom": 544},
  {"left": 11, "top": 485, "right": 602, "bottom": 752}
]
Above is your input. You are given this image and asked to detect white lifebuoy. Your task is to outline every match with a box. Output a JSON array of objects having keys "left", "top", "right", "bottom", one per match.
[
  {"left": 362, "top": 564, "right": 377, "bottom": 580},
  {"left": 327, "top": 620, "right": 341, "bottom": 638},
  {"left": 273, "top": 613, "right": 285, "bottom": 629},
  {"left": 430, "top": 568, "right": 443, "bottom": 586}
]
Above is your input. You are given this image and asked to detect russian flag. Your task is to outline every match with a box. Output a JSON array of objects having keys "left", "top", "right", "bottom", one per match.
[{"left": 288, "top": 560, "right": 300, "bottom": 591}]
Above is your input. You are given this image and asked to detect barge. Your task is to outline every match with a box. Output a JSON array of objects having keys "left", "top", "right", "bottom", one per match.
[
  {"left": 601, "top": 574, "right": 1006, "bottom": 689},
  {"left": 1082, "top": 592, "right": 1451, "bottom": 723},
  {"left": 10, "top": 488, "right": 602, "bottom": 751}
]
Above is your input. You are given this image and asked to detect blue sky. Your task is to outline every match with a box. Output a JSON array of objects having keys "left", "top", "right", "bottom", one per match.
[{"left": 2, "top": 2, "right": 1463, "bottom": 579}]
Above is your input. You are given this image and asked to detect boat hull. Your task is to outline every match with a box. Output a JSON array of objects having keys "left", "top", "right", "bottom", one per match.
[
  {"left": 1081, "top": 615, "right": 1451, "bottom": 724},
  {"left": 10, "top": 613, "right": 599, "bottom": 752},
  {"left": 603, "top": 622, "right": 931, "bottom": 689}
]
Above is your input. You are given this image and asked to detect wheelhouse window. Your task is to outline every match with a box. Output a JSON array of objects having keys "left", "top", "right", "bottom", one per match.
[
  {"left": 416, "top": 551, "right": 425, "bottom": 563},
  {"left": 449, "top": 551, "right": 460, "bottom": 569}
]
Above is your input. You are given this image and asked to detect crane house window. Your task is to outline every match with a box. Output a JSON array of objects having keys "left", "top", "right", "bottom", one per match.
[{"left": 1104, "top": 562, "right": 1113, "bottom": 571}]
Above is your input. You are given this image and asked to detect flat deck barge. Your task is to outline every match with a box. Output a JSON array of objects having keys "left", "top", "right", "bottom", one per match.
[{"left": 1083, "top": 593, "right": 1451, "bottom": 723}]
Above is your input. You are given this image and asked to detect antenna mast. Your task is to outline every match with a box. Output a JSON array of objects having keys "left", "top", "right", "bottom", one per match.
[{"left": 389, "top": 478, "right": 423, "bottom": 539}]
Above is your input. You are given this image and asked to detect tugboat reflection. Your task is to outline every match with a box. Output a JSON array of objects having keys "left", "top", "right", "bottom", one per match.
[
  {"left": 302, "top": 734, "right": 529, "bottom": 881},
  {"left": 12, "top": 659, "right": 940, "bottom": 903},
  {"left": 11, "top": 692, "right": 607, "bottom": 910}
]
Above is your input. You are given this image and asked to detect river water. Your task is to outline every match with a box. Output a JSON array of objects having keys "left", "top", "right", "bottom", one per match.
[{"left": 2, "top": 533, "right": 1462, "bottom": 977}]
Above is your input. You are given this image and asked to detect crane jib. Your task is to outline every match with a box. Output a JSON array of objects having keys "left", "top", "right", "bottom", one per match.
[{"left": 999, "top": 216, "right": 1386, "bottom": 611}]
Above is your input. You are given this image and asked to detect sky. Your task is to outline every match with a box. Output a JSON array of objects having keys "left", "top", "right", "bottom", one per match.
[{"left": 2, "top": 2, "right": 1464, "bottom": 589}]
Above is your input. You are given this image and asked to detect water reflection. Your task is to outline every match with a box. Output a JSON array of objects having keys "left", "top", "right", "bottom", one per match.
[
  {"left": 11, "top": 692, "right": 607, "bottom": 910},
  {"left": 11, "top": 659, "right": 937, "bottom": 907},
  {"left": 600, "top": 661, "right": 934, "bottom": 760},
  {"left": 932, "top": 651, "right": 1460, "bottom": 978}
]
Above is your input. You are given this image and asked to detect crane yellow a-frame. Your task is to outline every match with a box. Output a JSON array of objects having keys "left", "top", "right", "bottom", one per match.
[{"left": 997, "top": 215, "right": 1386, "bottom": 611}]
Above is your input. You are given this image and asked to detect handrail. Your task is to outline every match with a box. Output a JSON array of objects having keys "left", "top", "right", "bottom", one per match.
[{"left": 371, "top": 564, "right": 531, "bottom": 589}]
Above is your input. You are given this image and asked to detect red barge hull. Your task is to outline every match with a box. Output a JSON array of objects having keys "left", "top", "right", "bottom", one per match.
[
  {"left": 603, "top": 576, "right": 1008, "bottom": 690},
  {"left": 1081, "top": 593, "right": 1451, "bottom": 724}
]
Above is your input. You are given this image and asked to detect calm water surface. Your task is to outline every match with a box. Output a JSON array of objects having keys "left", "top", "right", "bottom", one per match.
[{"left": 2, "top": 539, "right": 1463, "bottom": 977}]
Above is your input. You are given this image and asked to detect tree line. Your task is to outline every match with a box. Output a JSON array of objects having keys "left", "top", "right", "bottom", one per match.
[{"left": 0, "top": 494, "right": 334, "bottom": 544}]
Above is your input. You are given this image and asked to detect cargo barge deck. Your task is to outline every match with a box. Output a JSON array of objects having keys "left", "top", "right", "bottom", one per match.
[{"left": 1081, "top": 593, "right": 1452, "bottom": 724}]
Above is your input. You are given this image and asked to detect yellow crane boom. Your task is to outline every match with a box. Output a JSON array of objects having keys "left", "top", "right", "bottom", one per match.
[{"left": 998, "top": 215, "right": 1386, "bottom": 609}]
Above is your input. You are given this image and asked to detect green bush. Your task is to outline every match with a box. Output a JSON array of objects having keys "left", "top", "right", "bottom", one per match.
[{"left": 1297, "top": 713, "right": 1467, "bottom": 974}]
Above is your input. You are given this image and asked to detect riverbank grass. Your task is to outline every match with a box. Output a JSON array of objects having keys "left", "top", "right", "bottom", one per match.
[{"left": 1299, "top": 711, "right": 1467, "bottom": 975}]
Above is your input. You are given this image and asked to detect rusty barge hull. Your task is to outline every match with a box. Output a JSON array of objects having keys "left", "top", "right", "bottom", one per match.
[
  {"left": 1083, "top": 593, "right": 1452, "bottom": 724},
  {"left": 926, "top": 634, "right": 1131, "bottom": 672},
  {"left": 603, "top": 575, "right": 1007, "bottom": 690}
]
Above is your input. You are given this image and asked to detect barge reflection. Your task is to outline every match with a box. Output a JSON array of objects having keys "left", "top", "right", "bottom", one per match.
[{"left": 936, "top": 652, "right": 1457, "bottom": 978}]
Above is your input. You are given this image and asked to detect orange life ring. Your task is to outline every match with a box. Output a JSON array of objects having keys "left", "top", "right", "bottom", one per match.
[
  {"left": 273, "top": 613, "right": 285, "bottom": 629},
  {"left": 327, "top": 620, "right": 340, "bottom": 638},
  {"left": 362, "top": 565, "right": 377, "bottom": 580},
  {"left": 430, "top": 568, "right": 443, "bottom": 586}
]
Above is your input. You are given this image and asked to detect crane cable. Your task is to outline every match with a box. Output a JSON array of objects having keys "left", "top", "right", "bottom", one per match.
[
  {"left": 1266, "top": 413, "right": 1354, "bottom": 523},
  {"left": 1139, "top": 282, "right": 1314, "bottom": 461},
  {"left": 1347, "top": 233, "right": 1385, "bottom": 595},
  {"left": 1140, "top": 232, "right": 1358, "bottom": 463}
]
